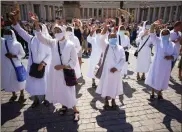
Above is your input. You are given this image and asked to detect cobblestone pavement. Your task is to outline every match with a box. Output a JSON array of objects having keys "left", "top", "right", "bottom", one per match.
[{"left": 1, "top": 47, "right": 182, "bottom": 132}]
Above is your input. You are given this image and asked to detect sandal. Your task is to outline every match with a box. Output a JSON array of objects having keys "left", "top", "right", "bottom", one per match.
[
  {"left": 158, "top": 95, "right": 164, "bottom": 100},
  {"left": 150, "top": 95, "right": 155, "bottom": 100},
  {"left": 141, "top": 75, "right": 146, "bottom": 80},
  {"left": 18, "top": 95, "right": 26, "bottom": 103},
  {"left": 59, "top": 107, "right": 68, "bottom": 115},
  {"left": 137, "top": 75, "right": 140, "bottom": 81},
  {"left": 31, "top": 100, "right": 40, "bottom": 108},
  {"left": 92, "top": 83, "right": 97, "bottom": 88},
  {"left": 9, "top": 95, "right": 17, "bottom": 102},
  {"left": 43, "top": 100, "right": 50, "bottom": 107},
  {"left": 73, "top": 112, "right": 80, "bottom": 122},
  {"left": 111, "top": 101, "right": 117, "bottom": 110}
]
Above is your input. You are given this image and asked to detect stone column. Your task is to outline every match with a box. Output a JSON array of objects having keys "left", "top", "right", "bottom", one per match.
[
  {"left": 158, "top": 7, "right": 161, "bottom": 19},
  {"left": 92, "top": 8, "right": 94, "bottom": 18},
  {"left": 87, "top": 8, "right": 90, "bottom": 18},
  {"left": 163, "top": 7, "right": 167, "bottom": 22},
  {"left": 169, "top": 6, "right": 173, "bottom": 22},
  {"left": 134, "top": 8, "right": 137, "bottom": 22},
  {"left": 102, "top": 8, "right": 104, "bottom": 19},
  {"left": 97, "top": 8, "right": 99, "bottom": 18},
  {"left": 111, "top": 8, "right": 113, "bottom": 18},
  {"left": 175, "top": 6, "right": 179, "bottom": 21},
  {"left": 137, "top": 8, "right": 140, "bottom": 23},
  {"left": 52, "top": 6, "right": 55, "bottom": 20},
  {"left": 147, "top": 7, "right": 151, "bottom": 22},
  {"left": 141, "top": 9, "right": 144, "bottom": 21},
  {"left": 152, "top": 7, "right": 156, "bottom": 22},
  {"left": 82, "top": 8, "right": 84, "bottom": 18},
  {"left": 40, "top": 4, "right": 44, "bottom": 20},
  {"left": 107, "top": 8, "right": 108, "bottom": 18}
]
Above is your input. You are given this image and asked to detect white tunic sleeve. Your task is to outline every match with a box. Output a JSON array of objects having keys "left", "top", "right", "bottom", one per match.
[
  {"left": 115, "top": 47, "right": 126, "bottom": 71},
  {"left": 17, "top": 43, "right": 25, "bottom": 60},
  {"left": 150, "top": 33, "right": 160, "bottom": 46},
  {"left": 74, "top": 36, "right": 81, "bottom": 53},
  {"left": 99, "top": 34, "right": 108, "bottom": 52},
  {"left": 12, "top": 23, "right": 33, "bottom": 43},
  {"left": 87, "top": 35, "right": 94, "bottom": 44},
  {"left": 66, "top": 46, "right": 77, "bottom": 69},
  {"left": 36, "top": 32, "right": 56, "bottom": 47}
]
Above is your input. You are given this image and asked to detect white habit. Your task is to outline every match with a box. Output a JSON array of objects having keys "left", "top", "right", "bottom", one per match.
[
  {"left": 117, "top": 32, "right": 130, "bottom": 75},
  {"left": 145, "top": 33, "right": 178, "bottom": 90},
  {"left": 1, "top": 30, "right": 26, "bottom": 92},
  {"left": 36, "top": 30, "right": 77, "bottom": 108},
  {"left": 87, "top": 34, "right": 102, "bottom": 78},
  {"left": 96, "top": 35, "right": 125, "bottom": 99},
  {"left": 135, "top": 31, "right": 153, "bottom": 73},
  {"left": 12, "top": 24, "right": 51, "bottom": 96},
  {"left": 66, "top": 32, "right": 82, "bottom": 79}
]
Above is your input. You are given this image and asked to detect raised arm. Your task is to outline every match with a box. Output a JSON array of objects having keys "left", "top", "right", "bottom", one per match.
[
  {"left": 12, "top": 23, "right": 32, "bottom": 43},
  {"left": 100, "top": 23, "right": 109, "bottom": 51}
]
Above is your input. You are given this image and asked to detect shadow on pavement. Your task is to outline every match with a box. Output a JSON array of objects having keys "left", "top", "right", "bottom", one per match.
[
  {"left": 96, "top": 109, "right": 133, "bottom": 131},
  {"left": 148, "top": 99, "right": 182, "bottom": 132},
  {"left": 123, "top": 81, "right": 136, "bottom": 98},
  {"left": 127, "top": 70, "right": 134, "bottom": 75},
  {"left": 76, "top": 76, "right": 85, "bottom": 99},
  {"left": 168, "top": 79, "right": 182, "bottom": 94},
  {"left": 87, "top": 87, "right": 104, "bottom": 111},
  {"left": 14, "top": 104, "right": 79, "bottom": 132},
  {"left": 1, "top": 102, "right": 26, "bottom": 126}
]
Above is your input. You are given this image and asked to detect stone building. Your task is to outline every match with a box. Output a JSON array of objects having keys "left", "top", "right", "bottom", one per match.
[{"left": 1, "top": 1, "right": 182, "bottom": 23}]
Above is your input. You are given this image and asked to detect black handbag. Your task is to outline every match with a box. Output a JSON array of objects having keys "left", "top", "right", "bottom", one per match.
[
  {"left": 29, "top": 37, "right": 45, "bottom": 78},
  {"left": 57, "top": 42, "right": 77, "bottom": 86},
  {"left": 134, "top": 36, "right": 150, "bottom": 57}
]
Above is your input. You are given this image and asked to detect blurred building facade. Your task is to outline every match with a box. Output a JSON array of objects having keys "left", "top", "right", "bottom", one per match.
[{"left": 1, "top": 1, "right": 182, "bottom": 23}]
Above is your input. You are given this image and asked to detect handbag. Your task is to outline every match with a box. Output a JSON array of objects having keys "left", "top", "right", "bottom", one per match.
[
  {"left": 29, "top": 37, "right": 45, "bottom": 78},
  {"left": 95, "top": 45, "right": 109, "bottom": 79},
  {"left": 134, "top": 36, "right": 150, "bottom": 57},
  {"left": 5, "top": 40, "right": 26, "bottom": 82},
  {"left": 57, "top": 41, "right": 77, "bottom": 86}
]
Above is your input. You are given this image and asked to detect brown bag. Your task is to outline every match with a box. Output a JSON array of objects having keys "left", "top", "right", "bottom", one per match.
[{"left": 95, "top": 45, "right": 109, "bottom": 79}]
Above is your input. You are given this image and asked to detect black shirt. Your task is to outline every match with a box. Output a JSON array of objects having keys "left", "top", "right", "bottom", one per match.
[{"left": 74, "top": 28, "right": 82, "bottom": 45}]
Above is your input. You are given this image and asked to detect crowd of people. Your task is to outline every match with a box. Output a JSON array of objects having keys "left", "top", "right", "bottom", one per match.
[{"left": 1, "top": 7, "right": 182, "bottom": 121}]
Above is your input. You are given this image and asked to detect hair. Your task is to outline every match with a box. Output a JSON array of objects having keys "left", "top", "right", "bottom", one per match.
[
  {"left": 33, "top": 23, "right": 42, "bottom": 31},
  {"left": 174, "top": 21, "right": 181, "bottom": 27},
  {"left": 66, "top": 26, "right": 72, "bottom": 32},
  {"left": 96, "top": 28, "right": 101, "bottom": 34}
]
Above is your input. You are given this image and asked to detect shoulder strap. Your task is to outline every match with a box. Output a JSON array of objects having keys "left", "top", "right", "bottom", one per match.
[
  {"left": 102, "top": 45, "right": 109, "bottom": 65},
  {"left": 5, "top": 40, "right": 16, "bottom": 70},
  {"left": 137, "top": 36, "right": 150, "bottom": 53},
  {"left": 29, "top": 37, "right": 34, "bottom": 63},
  {"left": 119, "top": 35, "right": 121, "bottom": 45},
  {"left": 57, "top": 41, "right": 63, "bottom": 65}
]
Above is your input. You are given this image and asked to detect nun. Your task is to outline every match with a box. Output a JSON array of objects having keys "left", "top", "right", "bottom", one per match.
[
  {"left": 145, "top": 21, "right": 178, "bottom": 100},
  {"left": 96, "top": 24, "right": 125, "bottom": 109},
  {"left": 135, "top": 24, "right": 153, "bottom": 80},
  {"left": 117, "top": 25, "right": 130, "bottom": 77},
  {"left": 65, "top": 26, "right": 82, "bottom": 79},
  {"left": 1, "top": 26, "right": 26, "bottom": 102},
  {"left": 11, "top": 19, "right": 51, "bottom": 108},
  {"left": 32, "top": 15, "right": 80, "bottom": 121},
  {"left": 87, "top": 27, "right": 102, "bottom": 88}
]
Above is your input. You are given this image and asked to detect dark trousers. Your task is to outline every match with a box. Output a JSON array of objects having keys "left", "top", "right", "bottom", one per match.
[{"left": 125, "top": 51, "right": 129, "bottom": 62}]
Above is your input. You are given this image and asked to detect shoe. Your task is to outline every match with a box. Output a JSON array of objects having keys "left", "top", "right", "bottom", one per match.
[
  {"left": 31, "top": 101, "right": 40, "bottom": 108},
  {"left": 92, "top": 83, "right": 97, "bottom": 88},
  {"left": 73, "top": 112, "right": 80, "bottom": 122},
  {"left": 158, "top": 95, "right": 164, "bottom": 100},
  {"left": 9, "top": 95, "right": 17, "bottom": 102},
  {"left": 18, "top": 95, "right": 26, "bottom": 103},
  {"left": 150, "top": 95, "right": 155, "bottom": 100}
]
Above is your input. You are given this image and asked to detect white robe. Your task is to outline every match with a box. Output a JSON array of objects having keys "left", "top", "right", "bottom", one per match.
[
  {"left": 135, "top": 33, "right": 153, "bottom": 73},
  {"left": 12, "top": 24, "right": 51, "bottom": 96},
  {"left": 66, "top": 35, "right": 82, "bottom": 79},
  {"left": 96, "top": 35, "right": 125, "bottom": 99},
  {"left": 36, "top": 32, "right": 77, "bottom": 108},
  {"left": 87, "top": 35, "right": 102, "bottom": 79},
  {"left": 1, "top": 38, "right": 26, "bottom": 92},
  {"left": 117, "top": 33, "right": 130, "bottom": 75},
  {"left": 145, "top": 33, "right": 178, "bottom": 90}
]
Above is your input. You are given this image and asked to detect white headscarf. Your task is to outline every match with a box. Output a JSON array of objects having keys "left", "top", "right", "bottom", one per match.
[{"left": 3, "top": 29, "right": 20, "bottom": 46}]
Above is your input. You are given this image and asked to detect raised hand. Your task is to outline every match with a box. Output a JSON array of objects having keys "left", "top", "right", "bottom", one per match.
[
  {"left": 29, "top": 12, "right": 39, "bottom": 23},
  {"left": 9, "top": 8, "right": 20, "bottom": 25}
]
